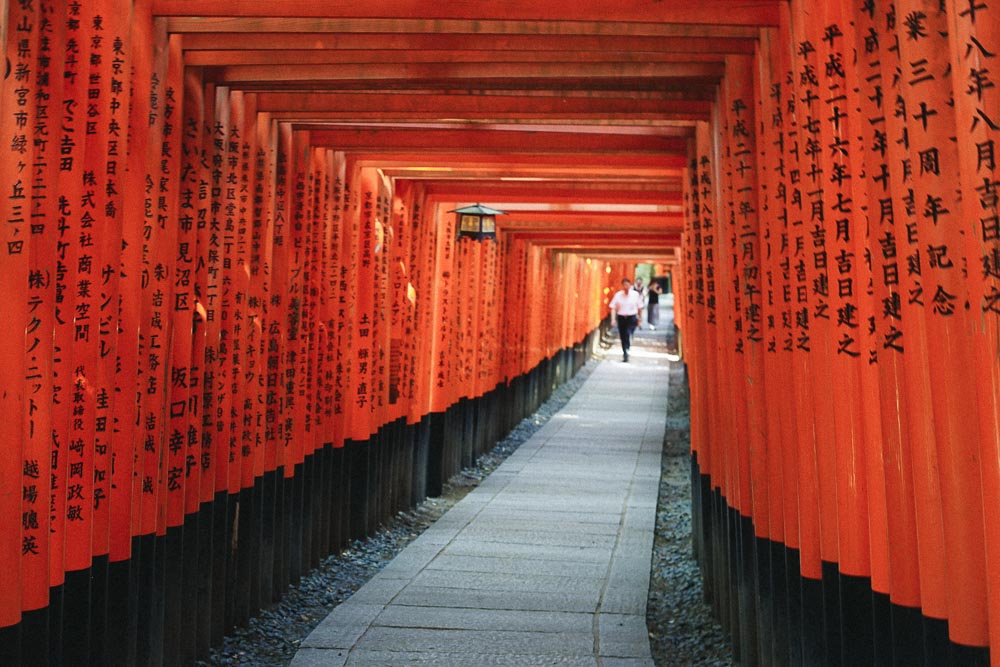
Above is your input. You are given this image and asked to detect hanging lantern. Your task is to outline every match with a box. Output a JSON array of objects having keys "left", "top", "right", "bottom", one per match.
[{"left": 450, "top": 203, "right": 505, "bottom": 241}]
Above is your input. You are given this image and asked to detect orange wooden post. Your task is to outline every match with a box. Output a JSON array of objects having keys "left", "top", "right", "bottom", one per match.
[
  {"left": 753, "top": 27, "right": 794, "bottom": 662},
  {"left": 0, "top": 0, "right": 37, "bottom": 634},
  {"left": 21, "top": 0, "right": 64, "bottom": 621},
  {"left": 349, "top": 166, "right": 378, "bottom": 441},
  {"left": 288, "top": 132, "right": 313, "bottom": 469},
  {"left": 682, "top": 137, "right": 707, "bottom": 466},
  {"left": 789, "top": 4, "right": 841, "bottom": 599},
  {"left": 161, "top": 32, "right": 188, "bottom": 532},
  {"left": 734, "top": 51, "right": 772, "bottom": 536},
  {"left": 871, "top": 0, "right": 950, "bottom": 636},
  {"left": 273, "top": 121, "right": 294, "bottom": 470},
  {"left": 56, "top": 0, "right": 97, "bottom": 581},
  {"left": 946, "top": 2, "right": 1000, "bottom": 659},
  {"left": 386, "top": 182, "right": 410, "bottom": 425},
  {"left": 193, "top": 81, "right": 221, "bottom": 511},
  {"left": 202, "top": 84, "right": 230, "bottom": 503},
  {"left": 810, "top": 1, "right": 872, "bottom": 592},
  {"left": 372, "top": 171, "right": 392, "bottom": 439},
  {"left": 225, "top": 89, "right": 245, "bottom": 490},
  {"left": 428, "top": 201, "right": 457, "bottom": 416},
  {"left": 407, "top": 183, "right": 435, "bottom": 428},
  {"left": 314, "top": 148, "right": 337, "bottom": 438},
  {"left": 229, "top": 90, "right": 258, "bottom": 495},
  {"left": 244, "top": 96, "right": 269, "bottom": 488},
  {"left": 114, "top": 3, "right": 150, "bottom": 573},
  {"left": 285, "top": 129, "right": 306, "bottom": 465},
  {"left": 85, "top": 1, "right": 135, "bottom": 570},
  {"left": 724, "top": 52, "right": 769, "bottom": 662},
  {"left": 403, "top": 185, "right": 421, "bottom": 423},
  {"left": 895, "top": 0, "right": 988, "bottom": 649},
  {"left": 179, "top": 63, "right": 207, "bottom": 521},
  {"left": 851, "top": 0, "right": 923, "bottom": 634},
  {"left": 694, "top": 121, "right": 723, "bottom": 508},
  {"left": 832, "top": 6, "right": 892, "bottom": 632},
  {"left": 778, "top": 5, "right": 824, "bottom": 628},
  {"left": 248, "top": 107, "right": 274, "bottom": 488},
  {"left": 340, "top": 157, "right": 362, "bottom": 442},
  {"left": 712, "top": 82, "right": 741, "bottom": 538}
]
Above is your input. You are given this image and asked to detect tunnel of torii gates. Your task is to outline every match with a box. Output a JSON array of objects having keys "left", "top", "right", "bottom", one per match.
[{"left": 0, "top": 0, "right": 998, "bottom": 665}]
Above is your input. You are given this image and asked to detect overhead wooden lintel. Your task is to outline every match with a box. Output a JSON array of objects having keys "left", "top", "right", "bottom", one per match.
[
  {"left": 304, "top": 127, "right": 687, "bottom": 153},
  {"left": 253, "top": 91, "right": 712, "bottom": 116},
  {"left": 268, "top": 113, "right": 708, "bottom": 125},
  {"left": 508, "top": 231, "right": 681, "bottom": 241},
  {"left": 208, "top": 61, "right": 727, "bottom": 84},
  {"left": 180, "top": 32, "right": 757, "bottom": 54},
  {"left": 184, "top": 49, "right": 727, "bottom": 67},
  {"left": 495, "top": 211, "right": 685, "bottom": 229},
  {"left": 354, "top": 151, "right": 689, "bottom": 172},
  {"left": 422, "top": 186, "right": 682, "bottom": 206},
  {"left": 297, "top": 121, "right": 691, "bottom": 138},
  {"left": 153, "top": 0, "right": 777, "bottom": 24}
]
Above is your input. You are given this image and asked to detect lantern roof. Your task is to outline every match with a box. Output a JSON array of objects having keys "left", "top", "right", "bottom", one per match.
[{"left": 449, "top": 204, "right": 507, "bottom": 216}]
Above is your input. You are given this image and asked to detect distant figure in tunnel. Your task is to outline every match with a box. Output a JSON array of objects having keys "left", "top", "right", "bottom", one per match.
[
  {"left": 610, "top": 277, "right": 644, "bottom": 362},
  {"left": 647, "top": 281, "right": 661, "bottom": 330}
]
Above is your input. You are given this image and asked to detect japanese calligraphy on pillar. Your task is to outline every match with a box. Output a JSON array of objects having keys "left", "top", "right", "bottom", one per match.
[
  {"left": 179, "top": 64, "right": 207, "bottom": 511},
  {"left": 947, "top": 1, "right": 1000, "bottom": 650},
  {"left": 949, "top": 0, "right": 1000, "bottom": 318},
  {"left": 3, "top": 0, "right": 41, "bottom": 623},
  {"left": 58, "top": 0, "right": 96, "bottom": 571}
]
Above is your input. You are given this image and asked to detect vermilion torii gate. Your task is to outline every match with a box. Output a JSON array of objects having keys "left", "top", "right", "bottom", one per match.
[{"left": 0, "top": 1, "right": 998, "bottom": 666}]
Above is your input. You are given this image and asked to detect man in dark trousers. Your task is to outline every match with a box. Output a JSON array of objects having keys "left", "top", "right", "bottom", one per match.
[{"left": 609, "top": 277, "right": 644, "bottom": 362}]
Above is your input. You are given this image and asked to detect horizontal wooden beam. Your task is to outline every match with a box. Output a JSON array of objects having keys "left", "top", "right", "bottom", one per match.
[
  {"left": 207, "top": 61, "right": 727, "bottom": 84},
  {"left": 301, "top": 121, "right": 691, "bottom": 138},
  {"left": 180, "top": 32, "right": 757, "bottom": 54},
  {"left": 304, "top": 127, "right": 687, "bottom": 153},
  {"left": 358, "top": 152, "right": 689, "bottom": 174},
  {"left": 509, "top": 231, "right": 681, "bottom": 242},
  {"left": 512, "top": 241, "right": 682, "bottom": 251},
  {"left": 253, "top": 91, "right": 712, "bottom": 116},
  {"left": 268, "top": 113, "right": 706, "bottom": 125},
  {"left": 423, "top": 185, "right": 682, "bottom": 206},
  {"left": 496, "top": 211, "right": 684, "bottom": 230},
  {"left": 164, "top": 18, "right": 762, "bottom": 41},
  {"left": 155, "top": 2, "right": 780, "bottom": 27},
  {"left": 185, "top": 49, "right": 726, "bottom": 66}
]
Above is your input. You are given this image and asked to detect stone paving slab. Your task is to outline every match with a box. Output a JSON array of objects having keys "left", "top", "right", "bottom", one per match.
[
  {"left": 410, "top": 569, "right": 607, "bottom": 596},
  {"left": 331, "top": 650, "right": 600, "bottom": 666},
  {"left": 352, "top": 626, "right": 596, "bottom": 655},
  {"left": 390, "top": 585, "right": 600, "bottom": 613},
  {"left": 293, "top": 354, "right": 669, "bottom": 667},
  {"left": 440, "top": 540, "right": 614, "bottom": 563},
  {"left": 374, "top": 606, "right": 594, "bottom": 633},
  {"left": 424, "top": 554, "right": 610, "bottom": 578}
]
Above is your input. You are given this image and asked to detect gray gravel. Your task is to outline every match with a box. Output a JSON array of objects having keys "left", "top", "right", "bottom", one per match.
[
  {"left": 646, "top": 357, "right": 735, "bottom": 666},
  {"left": 203, "top": 320, "right": 735, "bottom": 667}
]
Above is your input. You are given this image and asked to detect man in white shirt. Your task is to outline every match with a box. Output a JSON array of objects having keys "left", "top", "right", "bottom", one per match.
[{"left": 609, "top": 277, "right": 644, "bottom": 362}]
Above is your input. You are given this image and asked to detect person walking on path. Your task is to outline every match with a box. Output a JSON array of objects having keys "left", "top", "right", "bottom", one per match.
[
  {"left": 647, "top": 281, "right": 661, "bottom": 330},
  {"left": 609, "top": 277, "right": 644, "bottom": 362}
]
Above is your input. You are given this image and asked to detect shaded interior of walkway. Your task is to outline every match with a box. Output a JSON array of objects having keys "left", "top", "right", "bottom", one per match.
[{"left": 292, "top": 333, "right": 671, "bottom": 666}]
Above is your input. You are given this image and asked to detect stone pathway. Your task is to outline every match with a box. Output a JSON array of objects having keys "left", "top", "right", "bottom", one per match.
[{"left": 292, "top": 342, "right": 669, "bottom": 666}]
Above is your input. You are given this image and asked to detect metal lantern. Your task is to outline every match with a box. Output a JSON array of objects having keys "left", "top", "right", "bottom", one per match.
[{"left": 450, "top": 203, "right": 505, "bottom": 241}]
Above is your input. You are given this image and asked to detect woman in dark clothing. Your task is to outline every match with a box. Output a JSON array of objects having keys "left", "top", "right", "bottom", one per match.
[{"left": 647, "top": 282, "right": 661, "bottom": 330}]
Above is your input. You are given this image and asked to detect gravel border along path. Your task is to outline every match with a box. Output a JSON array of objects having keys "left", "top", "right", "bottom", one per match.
[{"left": 646, "top": 358, "right": 735, "bottom": 666}]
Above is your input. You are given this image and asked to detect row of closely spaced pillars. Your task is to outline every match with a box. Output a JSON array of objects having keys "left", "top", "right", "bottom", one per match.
[
  {"left": 0, "top": 1, "right": 620, "bottom": 664},
  {"left": 680, "top": 1, "right": 1000, "bottom": 665}
]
